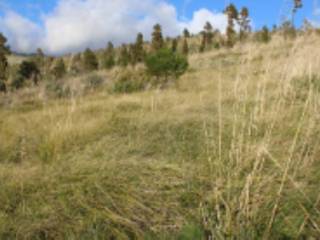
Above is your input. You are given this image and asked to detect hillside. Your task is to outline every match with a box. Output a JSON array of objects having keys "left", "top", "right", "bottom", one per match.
[{"left": 1, "top": 34, "right": 320, "bottom": 239}]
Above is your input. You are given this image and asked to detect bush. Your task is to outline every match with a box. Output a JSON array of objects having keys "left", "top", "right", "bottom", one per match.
[
  {"left": 51, "top": 58, "right": 66, "bottom": 80},
  {"left": 83, "top": 48, "right": 98, "bottom": 71},
  {"left": 45, "top": 80, "right": 71, "bottom": 98},
  {"left": 255, "top": 26, "right": 271, "bottom": 43},
  {"left": 113, "top": 70, "right": 147, "bottom": 94},
  {"left": 18, "top": 61, "right": 39, "bottom": 79},
  {"left": 145, "top": 48, "right": 188, "bottom": 86},
  {"left": 83, "top": 74, "right": 104, "bottom": 91},
  {"left": 10, "top": 74, "right": 24, "bottom": 90},
  {"left": 17, "top": 61, "right": 40, "bottom": 85}
]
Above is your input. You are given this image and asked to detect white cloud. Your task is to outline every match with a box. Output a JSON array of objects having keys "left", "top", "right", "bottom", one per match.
[
  {"left": 0, "top": 11, "right": 43, "bottom": 53},
  {"left": 0, "top": 0, "right": 228, "bottom": 55},
  {"left": 181, "top": 9, "right": 228, "bottom": 34}
]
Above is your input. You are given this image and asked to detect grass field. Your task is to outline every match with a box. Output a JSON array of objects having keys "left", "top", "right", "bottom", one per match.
[{"left": 1, "top": 35, "right": 320, "bottom": 239}]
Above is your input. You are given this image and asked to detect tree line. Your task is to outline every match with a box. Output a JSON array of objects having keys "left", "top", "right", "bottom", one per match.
[{"left": 0, "top": 1, "right": 307, "bottom": 93}]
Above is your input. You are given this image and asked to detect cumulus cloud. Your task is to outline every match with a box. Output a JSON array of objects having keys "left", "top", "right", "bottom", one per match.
[
  {"left": 181, "top": 9, "right": 228, "bottom": 34},
  {"left": 0, "top": 11, "right": 43, "bottom": 53},
  {"left": 0, "top": 0, "right": 228, "bottom": 55}
]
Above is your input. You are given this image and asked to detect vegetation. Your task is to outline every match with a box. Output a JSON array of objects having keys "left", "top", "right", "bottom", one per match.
[
  {"left": 239, "top": 7, "right": 251, "bottom": 41},
  {"left": 182, "top": 38, "right": 189, "bottom": 56},
  {"left": 224, "top": 4, "right": 238, "bottom": 47},
  {"left": 255, "top": 26, "right": 272, "bottom": 43},
  {"left": 0, "top": 33, "right": 10, "bottom": 92},
  {"left": 132, "top": 33, "right": 145, "bottom": 64},
  {"left": 118, "top": 44, "right": 130, "bottom": 67},
  {"left": 145, "top": 48, "right": 188, "bottom": 85},
  {"left": 102, "top": 42, "right": 115, "bottom": 69},
  {"left": 51, "top": 58, "right": 66, "bottom": 80},
  {"left": 2, "top": 1, "right": 320, "bottom": 238},
  {"left": 171, "top": 38, "right": 178, "bottom": 53},
  {"left": 151, "top": 24, "right": 164, "bottom": 52},
  {"left": 183, "top": 28, "right": 190, "bottom": 38},
  {"left": 83, "top": 48, "right": 98, "bottom": 71}
]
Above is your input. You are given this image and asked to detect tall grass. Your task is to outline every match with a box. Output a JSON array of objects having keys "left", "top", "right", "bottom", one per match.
[{"left": 1, "top": 34, "right": 320, "bottom": 239}]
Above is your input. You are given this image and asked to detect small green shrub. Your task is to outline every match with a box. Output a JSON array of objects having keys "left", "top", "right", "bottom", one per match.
[
  {"left": 113, "top": 73, "right": 145, "bottom": 94},
  {"left": 112, "top": 69, "right": 149, "bottom": 94},
  {"left": 145, "top": 48, "right": 188, "bottom": 86}
]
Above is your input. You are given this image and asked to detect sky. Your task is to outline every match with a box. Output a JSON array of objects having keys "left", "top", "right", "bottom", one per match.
[{"left": 0, "top": 0, "right": 319, "bottom": 55}]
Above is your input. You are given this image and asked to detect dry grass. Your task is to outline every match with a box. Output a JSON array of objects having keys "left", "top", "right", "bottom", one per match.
[{"left": 1, "top": 34, "right": 320, "bottom": 239}]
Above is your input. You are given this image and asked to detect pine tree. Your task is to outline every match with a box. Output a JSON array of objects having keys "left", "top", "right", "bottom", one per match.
[
  {"left": 83, "top": 48, "right": 98, "bottom": 71},
  {"left": 130, "top": 33, "right": 145, "bottom": 65},
  {"left": 0, "top": 33, "right": 10, "bottom": 92},
  {"left": 204, "top": 22, "right": 214, "bottom": 45},
  {"left": 171, "top": 38, "right": 178, "bottom": 53},
  {"left": 102, "top": 42, "right": 115, "bottom": 69},
  {"left": 239, "top": 7, "right": 251, "bottom": 41},
  {"left": 52, "top": 58, "right": 66, "bottom": 79},
  {"left": 134, "top": 33, "right": 145, "bottom": 62},
  {"left": 183, "top": 28, "right": 190, "bottom": 38},
  {"left": 224, "top": 4, "right": 238, "bottom": 47},
  {"left": 182, "top": 38, "right": 189, "bottom": 56},
  {"left": 118, "top": 45, "right": 130, "bottom": 67},
  {"left": 151, "top": 24, "right": 164, "bottom": 51}
]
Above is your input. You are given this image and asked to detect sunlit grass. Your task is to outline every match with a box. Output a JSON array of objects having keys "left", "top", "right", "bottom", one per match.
[{"left": 1, "top": 34, "right": 320, "bottom": 239}]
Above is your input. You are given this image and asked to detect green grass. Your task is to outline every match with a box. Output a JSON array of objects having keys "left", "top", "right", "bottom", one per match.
[{"left": 1, "top": 35, "right": 320, "bottom": 239}]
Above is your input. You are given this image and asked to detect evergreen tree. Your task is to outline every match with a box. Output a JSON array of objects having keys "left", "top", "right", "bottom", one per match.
[
  {"left": 52, "top": 58, "right": 66, "bottom": 79},
  {"left": 151, "top": 24, "right": 164, "bottom": 51},
  {"left": 204, "top": 22, "right": 214, "bottom": 45},
  {"left": 129, "top": 33, "right": 145, "bottom": 65},
  {"left": 183, "top": 28, "right": 190, "bottom": 38},
  {"left": 102, "top": 42, "right": 115, "bottom": 69},
  {"left": 0, "top": 33, "right": 10, "bottom": 92},
  {"left": 239, "top": 7, "right": 251, "bottom": 41},
  {"left": 224, "top": 4, "right": 238, "bottom": 47},
  {"left": 182, "top": 38, "right": 189, "bottom": 56},
  {"left": 171, "top": 38, "right": 178, "bottom": 53},
  {"left": 118, "top": 45, "right": 130, "bottom": 67},
  {"left": 134, "top": 33, "right": 145, "bottom": 62},
  {"left": 145, "top": 48, "right": 188, "bottom": 85},
  {"left": 83, "top": 48, "right": 98, "bottom": 71}
]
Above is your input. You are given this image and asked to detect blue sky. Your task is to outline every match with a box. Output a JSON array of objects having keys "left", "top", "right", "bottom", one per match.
[
  {"left": 1, "top": 0, "right": 318, "bottom": 28},
  {"left": 0, "top": 0, "right": 319, "bottom": 54}
]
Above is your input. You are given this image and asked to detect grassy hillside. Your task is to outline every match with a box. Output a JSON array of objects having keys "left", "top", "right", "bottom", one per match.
[{"left": 1, "top": 35, "right": 320, "bottom": 239}]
